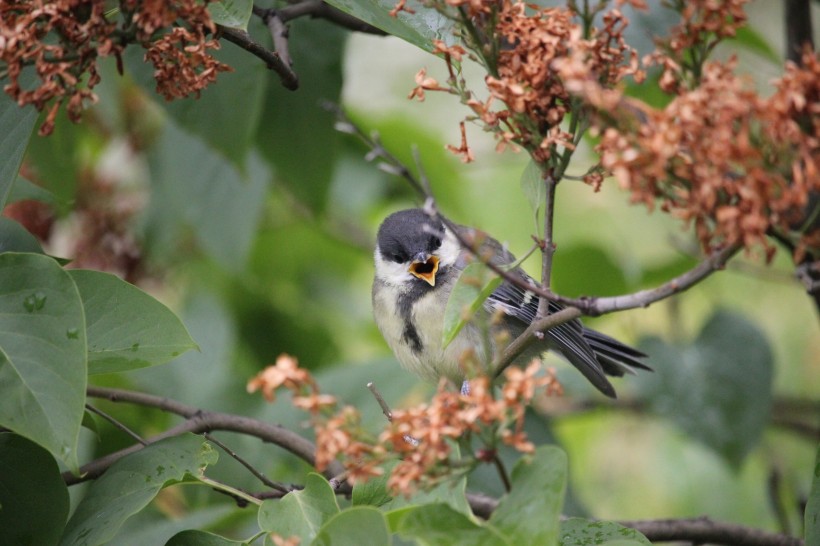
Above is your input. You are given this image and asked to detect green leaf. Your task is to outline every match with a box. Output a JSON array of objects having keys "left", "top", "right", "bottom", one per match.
[
  {"left": 0, "top": 252, "right": 86, "bottom": 472},
  {"left": 0, "top": 217, "right": 47, "bottom": 254},
  {"left": 0, "top": 74, "right": 38, "bottom": 208},
  {"left": 164, "top": 36, "right": 268, "bottom": 167},
  {"left": 7, "top": 175, "right": 60, "bottom": 205},
  {"left": 258, "top": 473, "right": 340, "bottom": 544},
  {"left": 60, "top": 434, "right": 218, "bottom": 546},
  {"left": 560, "top": 518, "right": 651, "bottom": 546},
  {"left": 254, "top": 19, "right": 345, "bottom": 211},
  {"left": 490, "top": 445, "right": 567, "bottom": 545},
  {"left": 729, "top": 26, "right": 780, "bottom": 64},
  {"left": 24, "top": 107, "right": 89, "bottom": 209},
  {"left": 208, "top": 0, "right": 253, "bottom": 29},
  {"left": 313, "top": 506, "right": 391, "bottom": 546},
  {"left": 381, "top": 467, "right": 472, "bottom": 516},
  {"left": 322, "top": 0, "right": 454, "bottom": 51},
  {"left": 637, "top": 310, "right": 774, "bottom": 467},
  {"left": 805, "top": 443, "right": 820, "bottom": 546},
  {"left": 552, "top": 243, "right": 629, "bottom": 297},
  {"left": 520, "top": 160, "right": 545, "bottom": 217},
  {"left": 390, "top": 503, "right": 510, "bottom": 546},
  {"left": 352, "top": 461, "right": 395, "bottom": 507},
  {"left": 69, "top": 269, "right": 198, "bottom": 374},
  {"left": 0, "top": 433, "right": 70, "bottom": 546},
  {"left": 442, "top": 262, "right": 502, "bottom": 348},
  {"left": 145, "top": 122, "right": 269, "bottom": 271},
  {"left": 166, "top": 530, "right": 247, "bottom": 546}
]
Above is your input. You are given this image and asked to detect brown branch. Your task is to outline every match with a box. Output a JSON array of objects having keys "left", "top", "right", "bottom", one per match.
[
  {"left": 619, "top": 517, "right": 804, "bottom": 546},
  {"left": 217, "top": 26, "right": 298, "bottom": 90},
  {"left": 465, "top": 494, "right": 802, "bottom": 546},
  {"left": 493, "top": 306, "right": 582, "bottom": 378},
  {"left": 271, "top": 1, "right": 387, "bottom": 34},
  {"left": 784, "top": 0, "right": 814, "bottom": 63},
  {"left": 65, "top": 387, "right": 343, "bottom": 485}
]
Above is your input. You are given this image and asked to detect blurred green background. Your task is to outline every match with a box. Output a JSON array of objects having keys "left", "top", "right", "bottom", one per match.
[{"left": 8, "top": 0, "right": 818, "bottom": 542}]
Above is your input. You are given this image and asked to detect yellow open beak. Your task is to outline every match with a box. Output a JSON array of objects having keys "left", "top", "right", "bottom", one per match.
[{"left": 409, "top": 255, "right": 440, "bottom": 287}]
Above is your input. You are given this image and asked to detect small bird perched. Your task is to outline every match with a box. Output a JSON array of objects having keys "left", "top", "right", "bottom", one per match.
[{"left": 372, "top": 208, "right": 649, "bottom": 398}]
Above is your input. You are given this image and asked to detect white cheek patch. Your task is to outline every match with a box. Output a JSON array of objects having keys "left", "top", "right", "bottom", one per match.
[
  {"left": 437, "top": 226, "right": 462, "bottom": 268},
  {"left": 374, "top": 247, "right": 413, "bottom": 286}
]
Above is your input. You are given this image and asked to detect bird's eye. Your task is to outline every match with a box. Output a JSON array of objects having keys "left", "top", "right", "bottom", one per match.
[
  {"left": 432, "top": 237, "right": 441, "bottom": 248},
  {"left": 391, "top": 253, "right": 405, "bottom": 263}
]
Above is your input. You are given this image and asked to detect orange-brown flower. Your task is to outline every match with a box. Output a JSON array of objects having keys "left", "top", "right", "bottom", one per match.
[{"left": 247, "top": 353, "right": 315, "bottom": 402}]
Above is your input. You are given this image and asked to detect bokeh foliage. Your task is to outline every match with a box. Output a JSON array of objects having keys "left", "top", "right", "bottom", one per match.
[{"left": 0, "top": 0, "right": 817, "bottom": 544}]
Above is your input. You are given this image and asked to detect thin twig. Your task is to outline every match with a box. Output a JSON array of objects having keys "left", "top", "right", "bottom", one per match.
[
  {"left": 272, "top": 1, "right": 387, "bottom": 34},
  {"left": 204, "top": 433, "right": 292, "bottom": 493},
  {"left": 367, "top": 382, "right": 393, "bottom": 421},
  {"left": 536, "top": 170, "right": 557, "bottom": 320},
  {"left": 493, "top": 306, "right": 582, "bottom": 378},
  {"left": 491, "top": 454, "right": 512, "bottom": 492},
  {"left": 85, "top": 403, "right": 148, "bottom": 446},
  {"left": 70, "top": 387, "right": 345, "bottom": 485},
  {"left": 217, "top": 26, "right": 298, "bottom": 90}
]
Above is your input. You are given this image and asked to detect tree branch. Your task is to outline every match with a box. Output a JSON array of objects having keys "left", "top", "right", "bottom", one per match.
[
  {"left": 619, "top": 517, "right": 804, "bottom": 546},
  {"left": 465, "top": 494, "right": 802, "bottom": 546},
  {"left": 66, "top": 387, "right": 343, "bottom": 485},
  {"left": 784, "top": 0, "right": 814, "bottom": 63},
  {"left": 272, "top": 1, "right": 387, "bottom": 34},
  {"left": 218, "top": 26, "right": 298, "bottom": 90}
]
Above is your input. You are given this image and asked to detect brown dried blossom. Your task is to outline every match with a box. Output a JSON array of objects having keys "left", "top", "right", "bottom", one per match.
[
  {"left": 247, "top": 353, "right": 320, "bottom": 403},
  {"left": 649, "top": 0, "right": 749, "bottom": 93},
  {"left": 249, "top": 352, "right": 562, "bottom": 496},
  {"left": 1, "top": 0, "right": 229, "bottom": 135},
  {"left": 594, "top": 56, "right": 820, "bottom": 259},
  {"left": 403, "top": 1, "right": 641, "bottom": 164}
]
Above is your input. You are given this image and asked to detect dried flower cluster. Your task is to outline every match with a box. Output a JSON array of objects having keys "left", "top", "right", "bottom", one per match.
[
  {"left": 383, "top": 361, "right": 562, "bottom": 495},
  {"left": 651, "top": 0, "right": 748, "bottom": 93},
  {"left": 248, "top": 354, "right": 562, "bottom": 497},
  {"left": 406, "top": 1, "right": 641, "bottom": 164},
  {"left": 1, "top": 0, "right": 229, "bottom": 135},
  {"left": 593, "top": 53, "right": 819, "bottom": 259}
]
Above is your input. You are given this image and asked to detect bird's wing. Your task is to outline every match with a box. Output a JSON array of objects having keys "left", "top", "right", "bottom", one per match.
[{"left": 485, "top": 270, "right": 615, "bottom": 397}]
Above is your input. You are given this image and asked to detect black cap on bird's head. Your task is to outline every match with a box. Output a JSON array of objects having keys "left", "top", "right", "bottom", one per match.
[{"left": 377, "top": 209, "right": 445, "bottom": 286}]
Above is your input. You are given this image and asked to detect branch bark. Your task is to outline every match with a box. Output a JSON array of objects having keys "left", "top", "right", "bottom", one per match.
[
  {"left": 218, "top": 26, "right": 298, "bottom": 90},
  {"left": 465, "top": 494, "right": 803, "bottom": 546},
  {"left": 65, "top": 387, "right": 343, "bottom": 485}
]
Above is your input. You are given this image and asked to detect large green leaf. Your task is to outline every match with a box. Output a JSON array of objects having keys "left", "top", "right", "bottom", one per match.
[
  {"left": 0, "top": 252, "right": 86, "bottom": 472},
  {"left": 0, "top": 217, "right": 47, "bottom": 254},
  {"left": 258, "top": 473, "right": 341, "bottom": 544},
  {"left": 0, "top": 74, "right": 38, "bottom": 208},
  {"left": 0, "top": 433, "right": 70, "bottom": 546},
  {"left": 390, "top": 503, "right": 510, "bottom": 546},
  {"left": 560, "top": 518, "right": 651, "bottom": 546},
  {"left": 164, "top": 34, "right": 268, "bottom": 168},
  {"left": 24, "top": 108, "right": 90, "bottom": 209},
  {"left": 806, "top": 443, "right": 820, "bottom": 546},
  {"left": 208, "top": 0, "right": 253, "bottom": 29},
  {"left": 167, "top": 530, "right": 247, "bottom": 546},
  {"left": 69, "top": 269, "right": 198, "bottom": 374},
  {"left": 7, "top": 175, "right": 60, "bottom": 205},
  {"left": 313, "top": 507, "right": 392, "bottom": 546},
  {"left": 489, "top": 445, "right": 567, "bottom": 545},
  {"left": 442, "top": 261, "right": 502, "bottom": 348},
  {"left": 637, "top": 310, "right": 773, "bottom": 467},
  {"left": 322, "top": 0, "right": 454, "bottom": 51},
  {"left": 254, "top": 19, "right": 345, "bottom": 211},
  {"left": 145, "top": 121, "right": 269, "bottom": 271},
  {"left": 552, "top": 243, "right": 629, "bottom": 297},
  {"left": 60, "top": 434, "right": 218, "bottom": 546}
]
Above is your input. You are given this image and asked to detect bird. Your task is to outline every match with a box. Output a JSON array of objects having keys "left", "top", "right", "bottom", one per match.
[{"left": 371, "top": 208, "right": 649, "bottom": 398}]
